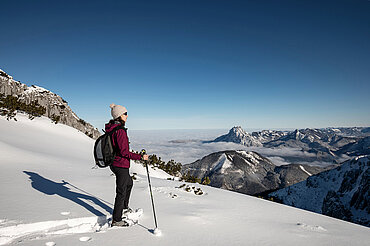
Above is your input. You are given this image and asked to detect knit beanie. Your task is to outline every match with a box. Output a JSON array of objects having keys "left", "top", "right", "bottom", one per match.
[{"left": 110, "top": 103, "right": 127, "bottom": 119}]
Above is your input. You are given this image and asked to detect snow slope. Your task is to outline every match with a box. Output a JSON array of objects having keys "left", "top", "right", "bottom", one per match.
[
  {"left": 0, "top": 114, "right": 369, "bottom": 246},
  {"left": 270, "top": 155, "right": 369, "bottom": 226}
]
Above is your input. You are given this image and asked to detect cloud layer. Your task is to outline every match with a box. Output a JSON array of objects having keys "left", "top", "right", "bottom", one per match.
[{"left": 129, "top": 129, "right": 343, "bottom": 167}]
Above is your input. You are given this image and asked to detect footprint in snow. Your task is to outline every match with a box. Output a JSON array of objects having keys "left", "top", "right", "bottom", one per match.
[
  {"left": 296, "top": 222, "right": 327, "bottom": 232},
  {"left": 45, "top": 242, "right": 56, "bottom": 246},
  {"left": 79, "top": 236, "right": 92, "bottom": 242},
  {"left": 169, "top": 192, "right": 178, "bottom": 199}
]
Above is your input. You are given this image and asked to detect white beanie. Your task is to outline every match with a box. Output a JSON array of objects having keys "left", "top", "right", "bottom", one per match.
[{"left": 110, "top": 103, "right": 127, "bottom": 119}]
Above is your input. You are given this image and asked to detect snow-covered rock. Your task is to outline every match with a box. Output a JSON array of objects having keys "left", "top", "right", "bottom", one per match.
[
  {"left": 251, "top": 129, "right": 287, "bottom": 143},
  {"left": 0, "top": 68, "right": 100, "bottom": 139},
  {"left": 212, "top": 126, "right": 263, "bottom": 146}
]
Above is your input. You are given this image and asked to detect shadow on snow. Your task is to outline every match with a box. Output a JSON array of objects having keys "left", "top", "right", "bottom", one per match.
[{"left": 23, "top": 171, "right": 112, "bottom": 216}]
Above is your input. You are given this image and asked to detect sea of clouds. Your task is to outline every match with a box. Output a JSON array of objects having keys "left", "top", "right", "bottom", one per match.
[{"left": 129, "top": 129, "right": 345, "bottom": 167}]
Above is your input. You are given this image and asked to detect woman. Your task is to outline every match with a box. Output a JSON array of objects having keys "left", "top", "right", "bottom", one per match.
[{"left": 105, "top": 103, "right": 148, "bottom": 227}]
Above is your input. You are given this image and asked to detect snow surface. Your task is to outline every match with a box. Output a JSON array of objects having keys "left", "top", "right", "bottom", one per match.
[
  {"left": 0, "top": 114, "right": 369, "bottom": 245},
  {"left": 23, "top": 85, "right": 50, "bottom": 94}
]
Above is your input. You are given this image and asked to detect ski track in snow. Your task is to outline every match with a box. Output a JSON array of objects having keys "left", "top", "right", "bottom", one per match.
[
  {"left": 0, "top": 216, "right": 108, "bottom": 245},
  {"left": 0, "top": 210, "right": 143, "bottom": 245}
]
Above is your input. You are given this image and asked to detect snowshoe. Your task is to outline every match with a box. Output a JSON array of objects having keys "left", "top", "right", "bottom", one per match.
[
  {"left": 111, "top": 220, "right": 130, "bottom": 227},
  {"left": 123, "top": 208, "right": 143, "bottom": 221}
]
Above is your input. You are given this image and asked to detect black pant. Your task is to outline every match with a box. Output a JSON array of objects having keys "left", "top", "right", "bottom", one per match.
[{"left": 110, "top": 166, "right": 133, "bottom": 222}]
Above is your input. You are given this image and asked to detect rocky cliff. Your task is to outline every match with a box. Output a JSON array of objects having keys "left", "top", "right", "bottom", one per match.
[
  {"left": 0, "top": 69, "right": 100, "bottom": 139},
  {"left": 211, "top": 126, "right": 263, "bottom": 146}
]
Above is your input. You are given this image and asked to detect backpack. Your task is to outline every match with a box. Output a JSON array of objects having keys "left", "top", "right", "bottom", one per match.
[{"left": 93, "top": 125, "right": 126, "bottom": 168}]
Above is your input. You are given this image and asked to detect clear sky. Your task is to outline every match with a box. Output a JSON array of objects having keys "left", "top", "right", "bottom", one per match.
[{"left": 1, "top": 0, "right": 369, "bottom": 130}]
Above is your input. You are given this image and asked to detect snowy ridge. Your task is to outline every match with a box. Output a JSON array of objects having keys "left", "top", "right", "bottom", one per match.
[
  {"left": 237, "top": 150, "right": 262, "bottom": 164},
  {"left": 211, "top": 153, "right": 233, "bottom": 174},
  {"left": 23, "top": 85, "right": 50, "bottom": 94},
  {"left": 0, "top": 69, "right": 13, "bottom": 80},
  {"left": 0, "top": 68, "right": 100, "bottom": 139}
]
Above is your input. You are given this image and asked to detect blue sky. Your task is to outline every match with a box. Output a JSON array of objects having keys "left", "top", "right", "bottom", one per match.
[{"left": 1, "top": 0, "right": 369, "bottom": 130}]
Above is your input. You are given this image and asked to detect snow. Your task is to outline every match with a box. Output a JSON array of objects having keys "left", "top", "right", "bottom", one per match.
[
  {"left": 23, "top": 85, "right": 50, "bottom": 94},
  {"left": 0, "top": 114, "right": 369, "bottom": 246},
  {"left": 211, "top": 154, "right": 232, "bottom": 174},
  {"left": 299, "top": 165, "right": 312, "bottom": 176},
  {"left": 0, "top": 69, "right": 13, "bottom": 80},
  {"left": 237, "top": 151, "right": 261, "bottom": 172},
  {"left": 72, "top": 112, "right": 80, "bottom": 120}
]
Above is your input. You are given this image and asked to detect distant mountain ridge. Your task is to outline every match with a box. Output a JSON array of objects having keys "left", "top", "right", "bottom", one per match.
[
  {"left": 211, "top": 126, "right": 287, "bottom": 146},
  {"left": 181, "top": 150, "right": 332, "bottom": 195},
  {"left": 0, "top": 69, "right": 100, "bottom": 139},
  {"left": 269, "top": 155, "right": 370, "bottom": 227},
  {"left": 210, "top": 126, "right": 370, "bottom": 163}
]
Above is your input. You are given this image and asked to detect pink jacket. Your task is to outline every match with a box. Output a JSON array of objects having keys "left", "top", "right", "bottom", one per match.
[{"left": 105, "top": 122, "right": 142, "bottom": 168}]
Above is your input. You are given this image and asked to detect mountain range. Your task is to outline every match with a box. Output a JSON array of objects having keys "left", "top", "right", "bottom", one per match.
[
  {"left": 212, "top": 126, "right": 370, "bottom": 163},
  {"left": 185, "top": 126, "right": 370, "bottom": 226}
]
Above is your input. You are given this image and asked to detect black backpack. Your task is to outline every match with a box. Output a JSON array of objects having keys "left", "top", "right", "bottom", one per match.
[{"left": 93, "top": 125, "right": 126, "bottom": 168}]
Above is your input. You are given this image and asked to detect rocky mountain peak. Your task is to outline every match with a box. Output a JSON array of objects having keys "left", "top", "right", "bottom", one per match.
[
  {"left": 213, "top": 126, "right": 263, "bottom": 147},
  {"left": 0, "top": 69, "right": 13, "bottom": 80},
  {"left": 0, "top": 68, "right": 100, "bottom": 139}
]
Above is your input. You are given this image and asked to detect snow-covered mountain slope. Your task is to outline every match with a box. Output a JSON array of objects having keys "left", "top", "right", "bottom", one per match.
[
  {"left": 269, "top": 156, "right": 369, "bottom": 227},
  {"left": 182, "top": 150, "right": 331, "bottom": 195},
  {"left": 0, "top": 115, "right": 369, "bottom": 246}
]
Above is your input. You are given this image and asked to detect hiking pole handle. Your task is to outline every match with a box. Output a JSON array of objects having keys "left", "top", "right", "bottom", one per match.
[
  {"left": 141, "top": 149, "right": 148, "bottom": 166},
  {"left": 141, "top": 149, "right": 147, "bottom": 161}
]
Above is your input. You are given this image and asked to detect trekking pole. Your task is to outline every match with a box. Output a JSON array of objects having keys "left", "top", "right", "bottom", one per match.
[
  {"left": 62, "top": 180, "right": 113, "bottom": 206},
  {"left": 141, "top": 149, "right": 161, "bottom": 236}
]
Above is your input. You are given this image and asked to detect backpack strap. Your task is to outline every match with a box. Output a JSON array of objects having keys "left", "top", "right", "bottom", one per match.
[{"left": 111, "top": 125, "right": 127, "bottom": 156}]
